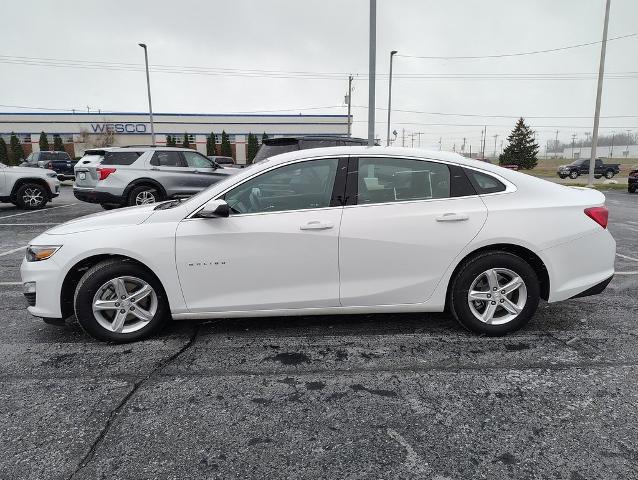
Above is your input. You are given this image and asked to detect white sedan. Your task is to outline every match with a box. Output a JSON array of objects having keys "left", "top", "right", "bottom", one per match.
[{"left": 21, "top": 147, "right": 616, "bottom": 342}]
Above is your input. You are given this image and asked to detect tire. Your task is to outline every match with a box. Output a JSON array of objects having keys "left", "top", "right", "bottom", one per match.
[
  {"left": 558, "top": 174, "right": 567, "bottom": 179},
  {"left": 449, "top": 251, "right": 540, "bottom": 336},
  {"left": 73, "top": 259, "right": 170, "bottom": 342},
  {"left": 128, "top": 185, "right": 161, "bottom": 207},
  {"left": 101, "top": 204, "right": 119, "bottom": 210},
  {"left": 594, "top": 175, "right": 602, "bottom": 179},
  {"left": 569, "top": 171, "right": 579, "bottom": 179},
  {"left": 604, "top": 170, "right": 614, "bottom": 179},
  {"left": 629, "top": 186, "right": 636, "bottom": 194},
  {"left": 14, "top": 183, "right": 48, "bottom": 210}
]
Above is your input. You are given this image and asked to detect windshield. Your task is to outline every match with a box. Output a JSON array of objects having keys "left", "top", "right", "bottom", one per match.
[{"left": 253, "top": 142, "right": 299, "bottom": 163}]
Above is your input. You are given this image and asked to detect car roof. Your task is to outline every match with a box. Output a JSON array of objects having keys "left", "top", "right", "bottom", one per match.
[
  {"left": 84, "top": 146, "right": 198, "bottom": 154},
  {"left": 263, "top": 135, "right": 368, "bottom": 144}
]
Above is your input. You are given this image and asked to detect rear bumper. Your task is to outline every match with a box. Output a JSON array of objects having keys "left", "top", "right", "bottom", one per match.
[
  {"left": 73, "top": 188, "right": 123, "bottom": 205},
  {"left": 543, "top": 228, "right": 616, "bottom": 303}
]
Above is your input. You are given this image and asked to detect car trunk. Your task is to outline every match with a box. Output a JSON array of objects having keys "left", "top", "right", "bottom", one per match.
[{"left": 74, "top": 152, "right": 105, "bottom": 188}]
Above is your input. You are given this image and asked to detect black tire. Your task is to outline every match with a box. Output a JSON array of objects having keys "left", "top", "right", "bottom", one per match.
[
  {"left": 594, "top": 175, "right": 602, "bottom": 179},
  {"left": 449, "top": 251, "right": 540, "bottom": 336},
  {"left": 101, "top": 204, "right": 119, "bottom": 210},
  {"left": 629, "top": 186, "right": 636, "bottom": 194},
  {"left": 558, "top": 174, "right": 567, "bottom": 179},
  {"left": 604, "top": 170, "right": 614, "bottom": 179},
  {"left": 569, "top": 171, "right": 579, "bottom": 179},
  {"left": 73, "top": 259, "right": 170, "bottom": 342},
  {"left": 14, "top": 183, "right": 48, "bottom": 210},
  {"left": 128, "top": 185, "right": 161, "bottom": 207}
]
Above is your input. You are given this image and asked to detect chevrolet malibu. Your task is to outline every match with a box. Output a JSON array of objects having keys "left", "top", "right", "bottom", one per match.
[{"left": 21, "top": 147, "right": 616, "bottom": 342}]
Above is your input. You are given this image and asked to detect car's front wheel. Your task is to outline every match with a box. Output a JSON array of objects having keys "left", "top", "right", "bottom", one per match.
[
  {"left": 15, "top": 183, "right": 48, "bottom": 210},
  {"left": 449, "top": 251, "right": 540, "bottom": 336},
  {"left": 604, "top": 170, "right": 615, "bottom": 179},
  {"left": 74, "top": 259, "right": 170, "bottom": 342},
  {"left": 569, "top": 171, "right": 579, "bottom": 179},
  {"left": 629, "top": 185, "right": 636, "bottom": 194}
]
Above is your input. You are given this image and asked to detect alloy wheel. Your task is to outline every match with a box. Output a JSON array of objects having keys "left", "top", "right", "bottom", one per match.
[
  {"left": 91, "top": 276, "right": 158, "bottom": 333},
  {"left": 22, "top": 187, "right": 44, "bottom": 207},
  {"left": 135, "top": 190, "right": 156, "bottom": 205},
  {"left": 467, "top": 268, "right": 527, "bottom": 325}
]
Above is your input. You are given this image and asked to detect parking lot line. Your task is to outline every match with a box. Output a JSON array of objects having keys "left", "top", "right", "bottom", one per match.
[
  {"left": 616, "top": 253, "right": 638, "bottom": 263},
  {"left": 0, "top": 203, "right": 77, "bottom": 219},
  {"left": 0, "top": 246, "right": 26, "bottom": 257},
  {"left": 0, "top": 282, "right": 21, "bottom": 286},
  {"left": 615, "top": 271, "right": 638, "bottom": 275}
]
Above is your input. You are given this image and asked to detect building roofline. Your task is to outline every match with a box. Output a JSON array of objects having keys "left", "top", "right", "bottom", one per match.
[{"left": 0, "top": 111, "right": 349, "bottom": 118}]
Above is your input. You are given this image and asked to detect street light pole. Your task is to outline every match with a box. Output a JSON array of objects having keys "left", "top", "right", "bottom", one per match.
[
  {"left": 367, "top": 0, "right": 377, "bottom": 147},
  {"left": 139, "top": 43, "right": 156, "bottom": 147},
  {"left": 587, "top": 0, "right": 611, "bottom": 187},
  {"left": 346, "top": 75, "right": 353, "bottom": 137},
  {"left": 386, "top": 50, "right": 398, "bottom": 146}
]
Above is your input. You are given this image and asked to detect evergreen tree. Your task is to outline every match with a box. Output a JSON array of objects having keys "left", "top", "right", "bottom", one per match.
[
  {"left": 0, "top": 138, "right": 8, "bottom": 164},
  {"left": 246, "top": 133, "right": 259, "bottom": 164},
  {"left": 206, "top": 132, "right": 217, "bottom": 156},
  {"left": 220, "top": 130, "right": 232, "bottom": 157},
  {"left": 261, "top": 132, "right": 269, "bottom": 144},
  {"left": 9, "top": 133, "right": 24, "bottom": 165},
  {"left": 39, "top": 132, "right": 49, "bottom": 152},
  {"left": 499, "top": 117, "right": 539, "bottom": 170},
  {"left": 53, "top": 134, "right": 65, "bottom": 152},
  {"left": 182, "top": 133, "right": 190, "bottom": 149}
]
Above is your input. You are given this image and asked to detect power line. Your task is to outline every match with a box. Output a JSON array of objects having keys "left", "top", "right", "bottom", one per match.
[{"left": 396, "top": 32, "right": 638, "bottom": 60}]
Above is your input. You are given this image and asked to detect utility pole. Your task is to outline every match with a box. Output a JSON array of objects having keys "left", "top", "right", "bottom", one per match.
[
  {"left": 401, "top": 128, "right": 405, "bottom": 147},
  {"left": 481, "top": 126, "right": 487, "bottom": 159},
  {"left": 479, "top": 129, "right": 484, "bottom": 158},
  {"left": 587, "top": 0, "right": 611, "bottom": 186},
  {"left": 386, "top": 50, "right": 398, "bottom": 146},
  {"left": 416, "top": 132, "right": 423, "bottom": 148},
  {"left": 610, "top": 132, "right": 615, "bottom": 157},
  {"left": 346, "top": 75, "right": 353, "bottom": 137},
  {"left": 554, "top": 130, "right": 559, "bottom": 158},
  {"left": 626, "top": 129, "right": 632, "bottom": 157},
  {"left": 492, "top": 134, "right": 498, "bottom": 158},
  {"left": 367, "top": 0, "right": 376, "bottom": 147},
  {"left": 410, "top": 132, "right": 415, "bottom": 148},
  {"left": 139, "top": 43, "right": 156, "bottom": 146},
  {"left": 571, "top": 134, "right": 577, "bottom": 159},
  {"left": 461, "top": 137, "right": 466, "bottom": 154},
  {"left": 469, "top": 145, "right": 472, "bottom": 158}
]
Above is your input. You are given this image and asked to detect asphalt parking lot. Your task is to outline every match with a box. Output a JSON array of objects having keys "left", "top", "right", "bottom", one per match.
[{"left": 1, "top": 186, "right": 637, "bottom": 480}]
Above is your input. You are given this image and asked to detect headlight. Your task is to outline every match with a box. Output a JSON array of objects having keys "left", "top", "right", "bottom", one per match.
[{"left": 26, "top": 245, "right": 61, "bottom": 262}]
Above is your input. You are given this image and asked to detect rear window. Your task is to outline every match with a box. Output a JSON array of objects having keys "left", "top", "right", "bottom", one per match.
[
  {"left": 464, "top": 169, "right": 506, "bottom": 194},
  {"left": 41, "top": 151, "right": 70, "bottom": 161},
  {"left": 101, "top": 151, "right": 143, "bottom": 166}
]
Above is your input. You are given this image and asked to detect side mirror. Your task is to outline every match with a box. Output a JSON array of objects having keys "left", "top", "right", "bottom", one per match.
[{"left": 197, "top": 199, "right": 230, "bottom": 218}]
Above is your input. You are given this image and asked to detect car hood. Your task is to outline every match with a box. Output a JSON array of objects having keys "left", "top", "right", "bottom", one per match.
[
  {"left": 2, "top": 166, "right": 50, "bottom": 175},
  {"left": 45, "top": 204, "right": 158, "bottom": 235}
]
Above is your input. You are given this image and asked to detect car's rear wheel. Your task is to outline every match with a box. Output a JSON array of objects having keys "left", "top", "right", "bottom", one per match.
[
  {"left": 128, "top": 185, "right": 161, "bottom": 206},
  {"left": 449, "top": 251, "right": 540, "bottom": 336},
  {"left": 604, "top": 169, "right": 615, "bottom": 179},
  {"left": 569, "top": 171, "right": 579, "bottom": 179},
  {"left": 74, "top": 259, "right": 170, "bottom": 342},
  {"left": 15, "top": 183, "right": 48, "bottom": 210}
]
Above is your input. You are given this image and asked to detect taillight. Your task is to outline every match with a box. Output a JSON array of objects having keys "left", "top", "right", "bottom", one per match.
[
  {"left": 584, "top": 206, "right": 608, "bottom": 229},
  {"left": 97, "top": 167, "right": 116, "bottom": 181}
]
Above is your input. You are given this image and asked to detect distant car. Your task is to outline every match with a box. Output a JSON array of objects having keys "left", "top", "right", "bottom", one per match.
[
  {"left": 0, "top": 161, "right": 60, "bottom": 209},
  {"left": 22, "top": 151, "right": 76, "bottom": 180},
  {"left": 557, "top": 158, "right": 620, "bottom": 180},
  {"left": 628, "top": 167, "right": 637, "bottom": 193},
  {"left": 73, "top": 147, "right": 236, "bottom": 209},
  {"left": 207, "top": 155, "right": 237, "bottom": 167},
  {"left": 253, "top": 135, "right": 370, "bottom": 163}
]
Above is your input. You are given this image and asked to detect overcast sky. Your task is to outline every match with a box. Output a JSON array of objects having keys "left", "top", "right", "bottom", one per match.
[{"left": 2, "top": 0, "right": 637, "bottom": 152}]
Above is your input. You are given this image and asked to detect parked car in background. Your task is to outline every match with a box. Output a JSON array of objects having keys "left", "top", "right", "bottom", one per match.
[
  {"left": 253, "top": 135, "right": 370, "bottom": 163},
  {"left": 628, "top": 167, "right": 637, "bottom": 193},
  {"left": 207, "top": 156, "right": 238, "bottom": 168},
  {"left": 0, "top": 161, "right": 60, "bottom": 209},
  {"left": 23, "top": 146, "right": 615, "bottom": 342},
  {"left": 22, "top": 151, "right": 77, "bottom": 180},
  {"left": 557, "top": 158, "right": 620, "bottom": 180},
  {"left": 73, "top": 146, "right": 236, "bottom": 209}
]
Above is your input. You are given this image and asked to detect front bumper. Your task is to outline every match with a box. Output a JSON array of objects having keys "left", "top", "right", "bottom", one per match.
[
  {"left": 20, "top": 257, "right": 65, "bottom": 319},
  {"left": 73, "top": 188, "right": 123, "bottom": 205}
]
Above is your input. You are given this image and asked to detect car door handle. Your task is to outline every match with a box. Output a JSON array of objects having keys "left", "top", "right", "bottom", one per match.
[
  {"left": 299, "top": 220, "right": 334, "bottom": 230},
  {"left": 436, "top": 213, "right": 469, "bottom": 222}
]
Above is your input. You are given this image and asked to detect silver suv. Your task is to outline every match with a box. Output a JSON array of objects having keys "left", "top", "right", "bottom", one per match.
[{"left": 73, "top": 147, "right": 236, "bottom": 209}]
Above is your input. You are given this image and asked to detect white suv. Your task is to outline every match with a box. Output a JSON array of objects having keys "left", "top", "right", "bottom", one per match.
[{"left": 0, "top": 161, "right": 60, "bottom": 209}]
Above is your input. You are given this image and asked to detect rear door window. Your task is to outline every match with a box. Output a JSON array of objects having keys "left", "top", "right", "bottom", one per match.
[
  {"left": 151, "top": 151, "right": 187, "bottom": 167},
  {"left": 101, "top": 151, "right": 142, "bottom": 166}
]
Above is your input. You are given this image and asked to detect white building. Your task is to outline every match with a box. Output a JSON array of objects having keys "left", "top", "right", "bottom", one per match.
[
  {"left": 0, "top": 112, "right": 350, "bottom": 164},
  {"left": 560, "top": 144, "right": 638, "bottom": 160}
]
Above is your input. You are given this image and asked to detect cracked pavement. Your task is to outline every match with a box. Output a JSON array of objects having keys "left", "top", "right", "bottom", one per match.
[{"left": 1, "top": 186, "right": 637, "bottom": 479}]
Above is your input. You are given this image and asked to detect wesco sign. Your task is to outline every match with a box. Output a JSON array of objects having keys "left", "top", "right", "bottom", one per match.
[{"left": 90, "top": 123, "right": 148, "bottom": 134}]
